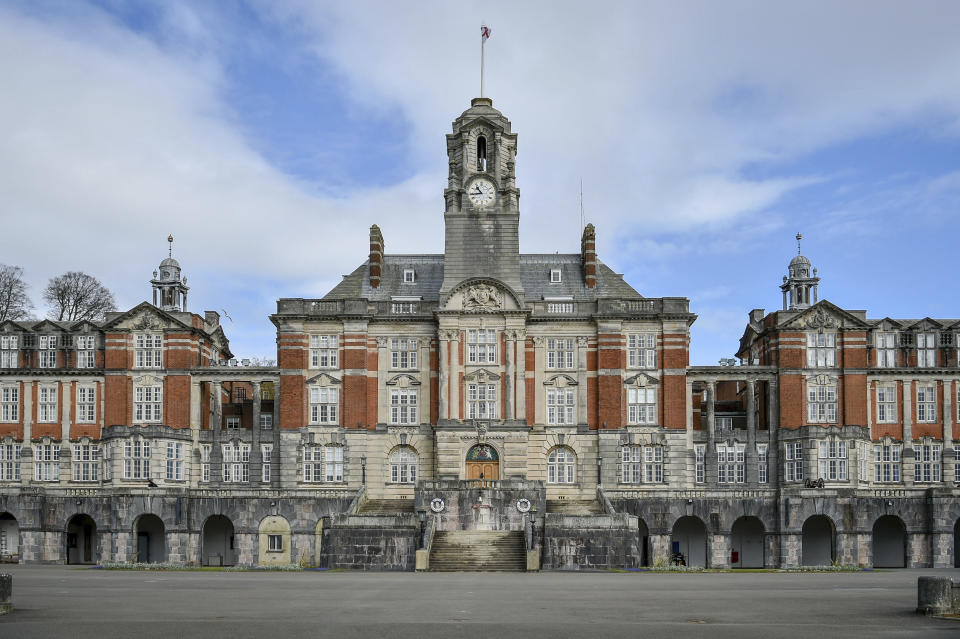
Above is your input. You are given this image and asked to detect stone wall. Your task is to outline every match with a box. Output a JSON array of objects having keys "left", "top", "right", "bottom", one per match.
[
  {"left": 542, "top": 512, "right": 639, "bottom": 570},
  {"left": 321, "top": 514, "right": 417, "bottom": 570}
]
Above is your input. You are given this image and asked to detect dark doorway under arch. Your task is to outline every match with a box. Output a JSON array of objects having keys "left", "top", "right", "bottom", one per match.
[
  {"left": 801, "top": 515, "right": 836, "bottom": 566},
  {"left": 0, "top": 512, "right": 18, "bottom": 561},
  {"left": 731, "top": 516, "right": 765, "bottom": 568},
  {"left": 134, "top": 514, "right": 167, "bottom": 564},
  {"left": 66, "top": 514, "right": 98, "bottom": 565},
  {"left": 672, "top": 516, "right": 707, "bottom": 567},
  {"left": 202, "top": 515, "right": 235, "bottom": 566}
]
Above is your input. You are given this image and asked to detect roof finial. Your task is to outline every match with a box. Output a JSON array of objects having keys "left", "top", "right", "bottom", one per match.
[
  {"left": 796, "top": 232, "right": 802, "bottom": 255},
  {"left": 167, "top": 234, "right": 174, "bottom": 258}
]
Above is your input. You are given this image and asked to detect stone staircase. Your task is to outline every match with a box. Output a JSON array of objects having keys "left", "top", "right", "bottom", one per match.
[
  {"left": 429, "top": 530, "right": 526, "bottom": 572},
  {"left": 356, "top": 499, "right": 415, "bottom": 515},
  {"left": 546, "top": 499, "right": 605, "bottom": 515}
]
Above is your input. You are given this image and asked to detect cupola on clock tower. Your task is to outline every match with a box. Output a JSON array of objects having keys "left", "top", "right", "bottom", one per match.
[{"left": 440, "top": 97, "right": 523, "bottom": 298}]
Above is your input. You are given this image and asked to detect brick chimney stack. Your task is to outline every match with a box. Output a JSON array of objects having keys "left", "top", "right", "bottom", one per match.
[
  {"left": 369, "top": 224, "right": 384, "bottom": 288},
  {"left": 581, "top": 223, "right": 597, "bottom": 289}
]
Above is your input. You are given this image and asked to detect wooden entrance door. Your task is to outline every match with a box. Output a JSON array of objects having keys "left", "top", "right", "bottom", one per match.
[{"left": 465, "top": 461, "right": 499, "bottom": 480}]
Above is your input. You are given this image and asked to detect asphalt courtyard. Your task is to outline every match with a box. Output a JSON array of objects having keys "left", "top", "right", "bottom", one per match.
[{"left": 1, "top": 566, "right": 958, "bottom": 638}]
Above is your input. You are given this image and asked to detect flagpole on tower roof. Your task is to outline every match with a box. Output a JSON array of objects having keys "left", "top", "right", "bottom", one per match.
[{"left": 481, "top": 24, "right": 491, "bottom": 98}]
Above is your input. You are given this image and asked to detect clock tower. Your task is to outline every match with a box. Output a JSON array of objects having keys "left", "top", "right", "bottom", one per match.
[{"left": 439, "top": 97, "right": 523, "bottom": 298}]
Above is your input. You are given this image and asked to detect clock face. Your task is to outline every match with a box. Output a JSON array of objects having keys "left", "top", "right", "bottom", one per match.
[{"left": 467, "top": 179, "right": 495, "bottom": 207}]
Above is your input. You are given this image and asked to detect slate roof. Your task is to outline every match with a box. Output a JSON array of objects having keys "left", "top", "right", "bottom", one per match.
[{"left": 322, "top": 254, "right": 643, "bottom": 302}]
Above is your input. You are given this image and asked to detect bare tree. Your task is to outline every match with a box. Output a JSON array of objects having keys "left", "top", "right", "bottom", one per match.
[
  {"left": 0, "top": 264, "right": 33, "bottom": 322},
  {"left": 43, "top": 271, "right": 117, "bottom": 322}
]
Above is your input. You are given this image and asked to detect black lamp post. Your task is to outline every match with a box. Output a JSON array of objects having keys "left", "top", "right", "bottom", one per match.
[
  {"left": 529, "top": 505, "right": 537, "bottom": 550},
  {"left": 417, "top": 509, "right": 426, "bottom": 549},
  {"left": 360, "top": 456, "right": 366, "bottom": 485},
  {"left": 597, "top": 454, "right": 603, "bottom": 487}
]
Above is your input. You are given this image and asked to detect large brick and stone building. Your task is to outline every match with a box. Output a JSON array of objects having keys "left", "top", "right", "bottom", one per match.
[{"left": 0, "top": 97, "right": 958, "bottom": 570}]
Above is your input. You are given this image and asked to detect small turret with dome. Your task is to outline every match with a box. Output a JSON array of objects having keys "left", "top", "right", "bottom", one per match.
[
  {"left": 780, "top": 233, "right": 819, "bottom": 310},
  {"left": 151, "top": 234, "right": 189, "bottom": 312}
]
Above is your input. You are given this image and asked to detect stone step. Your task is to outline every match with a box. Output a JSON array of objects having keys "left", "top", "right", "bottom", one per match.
[
  {"left": 545, "top": 499, "right": 604, "bottom": 515},
  {"left": 356, "top": 499, "right": 415, "bottom": 515},
  {"left": 429, "top": 530, "right": 526, "bottom": 572}
]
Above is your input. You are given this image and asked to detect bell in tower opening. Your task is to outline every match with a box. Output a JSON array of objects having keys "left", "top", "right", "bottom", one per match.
[
  {"left": 477, "top": 135, "right": 487, "bottom": 171},
  {"left": 151, "top": 234, "right": 190, "bottom": 313}
]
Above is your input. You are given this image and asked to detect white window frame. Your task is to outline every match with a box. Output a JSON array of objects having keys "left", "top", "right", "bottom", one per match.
[
  {"left": 875, "top": 332, "right": 897, "bottom": 368},
  {"left": 38, "top": 385, "right": 58, "bottom": 423},
  {"left": 134, "top": 334, "right": 162, "bottom": 369},
  {"left": 643, "top": 445, "right": 664, "bottom": 483},
  {"left": 916, "top": 332, "right": 937, "bottom": 368},
  {"left": 303, "top": 446, "right": 323, "bottom": 483},
  {"left": 467, "top": 329, "right": 497, "bottom": 364},
  {"left": 76, "top": 385, "right": 96, "bottom": 423},
  {"left": 38, "top": 335, "right": 58, "bottom": 368},
  {"left": 0, "top": 335, "right": 19, "bottom": 368},
  {"left": 390, "top": 446, "right": 417, "bottom": 484},
  {"left": 267, "top": 534, "right": 283, "bottom": 552},
  {"left": 916, "top": 385, "right": 936, "bottom": 423},
  {"left": 627, "top": 334, "right": 656, "bottom": 369},
  {"left": 717, "top": 443, "right": 745, "bottom": 484},
  {"left": 200, "top": 444, "right": 210, "bottom": 482},
  {"left": 34, "top": 443, "right": 60, "bottom": 481},
  {"left": 859, "top": 442, "right": 871, "bottom": 481},
  {"left": 620, "top": 445, "right": 642, "bottom": 484},
  {"left": 309, "top": 335, "right": 339, "bottom": 369},
  {"left": 72, "top": 444, "right": 100, "bottom": 482},
  {"left": 546, "top": 387, "right": 575, "bottom": 425},
  {"left": 547, "top": 447, "right": 576, "bottom": 484},
  {"left": 309, "top": 386, "right": 339, "bottom": 425},
  {"left": 0, "top": 386, "right": 18, "bottom": 422},
  {"left": 695, "top": 444, "right": 705, "bottom": 483},
  {"left": 757, "top": 444, "right": 768, "bottom": 484},
  {"left": 402, "top": 269, "right": 415, "bottom": 284},
  {"left": 259, "top": 413, "right": 273, "bottom": 430},
  {"left": 0, "top": 443, "right": 22, "bottom": 481},
  {"left": 807, "top": 382, "right": 837, "bottom": 423},
  {"left": 806, "top": 332, "right": 836, "bottom": 368},
  {"left": 389, "top": 389, "right": 418, "bottom": 425},
  {"left": 324, "top": 445, "right": 344, "bottom": 482},
  {"left": 546, "top": 338, "right": 575, "bottom": 370},
  {"left": 468, "top": 383, "right": 498, "bottom": 420},
  {"left": 913, "top": 443, "right": 941, "bottom": 483},
  {"left": 261, "top": 444, "right": 273, "bottom": 483},
  {"left": 222, "top": 442, "right": 250, "bottom": 483},
  {"left": 166, "top": 442, "right": 184, "bottom": 481},
  {"left": 391, "top": 338, "right": 418, "bottom": 370},
  {"left": 123, "top": 439, "right": 151, "bottom": 480},
  {"left": 134, "top": 384, "right": 162, "bottom": 423},
  {"left": 785, "top": 441, "right": 804, "bottom": 482},
  {"left": 550, "top": 268, "right": 562, "bottom": 283},
  {"left": 225, "top": 416, "right": 241, "bottom": 430},
  {"left": 627, "top": 387, "right": 656, "bottom": 425},
  {"left": 818, "top": 439, "right": 848, "bottom": 482},
  {"left": 873, "top": 444, "right": 901, "bottom": 483},
  {"left": 75, "top": 335, "right": 96, "bottom": 369},
  {"left": 876, "top": 384, "right": 897, "bottom": 423}
]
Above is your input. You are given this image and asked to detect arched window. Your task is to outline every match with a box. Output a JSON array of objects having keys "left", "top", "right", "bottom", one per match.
[
  {"left": 547, "top": 446, "right": 576, "bottom": 484},
  {"left": 476, "top": 136, "right": 487, "bottom": 171},
  {"left": 390, "top": 446, "right": 417, "bottom": 484}
]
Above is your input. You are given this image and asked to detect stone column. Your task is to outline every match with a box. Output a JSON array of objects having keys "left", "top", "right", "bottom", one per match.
[
  {"left": 944, "top": 379, "right": 954, "bottom": 483},
  {"left": 251, "top": 381, "right": 262, "bottom": 484},
  {"left": 746, "top": 379, "right": 756, "bottom": 483},
  {"left": 504, "top": 331, "right": 515, "bottom": 420},
  {"left": 60, "top": 381, "right": 71, "bottom": 442},
  {"left": 438, "top": 332, "right": 450, "bottom": 421},
  {"left": 210, "top": 381, "right": 223, "bottom": 484},
  {"left": 450, "top": 330, "right": 461, "bottom": 421},
  {"left": 902, "top": 379, "right": 914, "bottom": 486},
  {"left": 576, "top": 336, "right": 588, "bottom": 425},
  {"left": 706, "top": 380, "right": 716, "bottom": 482},
  {"left": 515, "top": 331, "right": 526, "bottom": 421},
  {"left": 22, "top": 382, "right": 33, "bottom": 485},
  {"left": 685, "top": 379, "right": 694, "bottom": 489},
  {"left": 767, "top": 379, "right": 779, "bottom": 486}
]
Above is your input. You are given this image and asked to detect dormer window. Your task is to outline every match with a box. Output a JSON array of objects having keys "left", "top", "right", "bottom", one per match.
[
  {"left": 403, "top": 269, "right": 415, "bottom": 284},
  {"left": 477, "top": 135, "right": 487, "bottom": 171},
  {"left": 550, "top": 269, "right": 562, "bottom": 283}
]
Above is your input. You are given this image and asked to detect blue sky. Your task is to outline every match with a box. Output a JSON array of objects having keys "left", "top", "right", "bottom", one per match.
[{"left": 1, "top": 1, "right": 959, "bottom": 364}]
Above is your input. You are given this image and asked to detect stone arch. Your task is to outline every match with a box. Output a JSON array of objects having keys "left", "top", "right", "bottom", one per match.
[
  {"left": 0, "top": 512, "right": 18, "bottom": 561},
  {"left": 731, "top": 516, "right": 765, "bottom": 568},
  {"left": 202, "top": 515, "right": 235, "bottom": 566},
  {"left": 637, "top": 518, "right": 650, "bottom": 567},
  {"left": 66, "top": 513, "right": 98, "bottom": 565},
  {"left": 671, "top": 516, "right": 708, "bottom": 567},
  {"left": 258, "top": 515, "right": 291, "bottom": 566},
  {"left": 441, "top": 277, "right": 523, "bottom": 312},
  {"left": 465, "top": 443, "right": 500, "bottom": 480},
  {"left": 133, "top": 513, "right": 166, "bottom": 564},
  {"left": 801, "top": 515, "right": 836, "bottom": 566},
  {"left": 872, "top": 515, "right": 906, "bottom": 568}
]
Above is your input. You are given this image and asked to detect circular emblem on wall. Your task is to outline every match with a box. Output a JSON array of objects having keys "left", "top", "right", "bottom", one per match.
[
  {"left": 516, "top": 498, "right": 532, "bottom": 513},
  {"left": 430, "top": 497, "right": 446, "bottom": 513}
]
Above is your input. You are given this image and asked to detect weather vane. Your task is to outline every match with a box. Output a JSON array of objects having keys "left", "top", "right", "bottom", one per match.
[
  {"left": 168, "top": 234, "right": 174, "bottom": 258},
  {"left": 796, "top": 232, "right": 802, "bottom": 255}
]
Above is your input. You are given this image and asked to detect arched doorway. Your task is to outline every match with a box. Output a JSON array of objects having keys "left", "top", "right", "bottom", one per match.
[
  {"left": 637, "top": 518, "right": 650, "bottom": 567},
  {"left": 202, "top": 515, "right": 235, "bottom": 566},
  {"left": 134, "top": 514, "right": 166, "bottom": 564},
  {"left": 0, "top": 512, "right": 18, "bottom": 562},
  {"left": 872, "top": 515, "right": 906, "bottom": 568},
  {"left": 465, "top": 444, "right": 499, "bottom": 480},
  {"left": 801, "top": 515, "right": 835, "bottom": 566},
  {"left": 66, "top": 514, "right": 98, "bottom": 565},
  {"left": 671, "top": 516, "right": 707, "bottom": 567},
  {"left": 731, "top": 516, "right": 765, "bottom": 568}
]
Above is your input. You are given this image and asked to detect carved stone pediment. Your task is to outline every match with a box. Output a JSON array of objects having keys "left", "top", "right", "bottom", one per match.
[
  {"left": 463, "top": 368, "right": 500, "bottom": 383},
  {"left": 624, "top": 373, "right": 659, "bottom": 388},
  {"left": 386, "top": 373, "right": 420, "bottom": 388},
  {"left": 804, "top": 307, "right": 839, "bottom": 330},
  {"left": 543, "top": 373, "right": 578, "bottom": 388},
  {"left": 806, "top": 373, "right": 837, "bottom": 385},
  {"left": 133, "top": 374, "right": 162, "bottom": 385},
  {"left": 307, "top": 372, "right": 342, "bottom": 386},
  {"left": 462, "top": 283, "right": 503, "bottom": 312}
]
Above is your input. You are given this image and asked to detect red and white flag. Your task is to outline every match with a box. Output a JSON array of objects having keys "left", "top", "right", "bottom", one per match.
[{"left": 481, "top": 25, "right": 491, "bottom": 42}]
